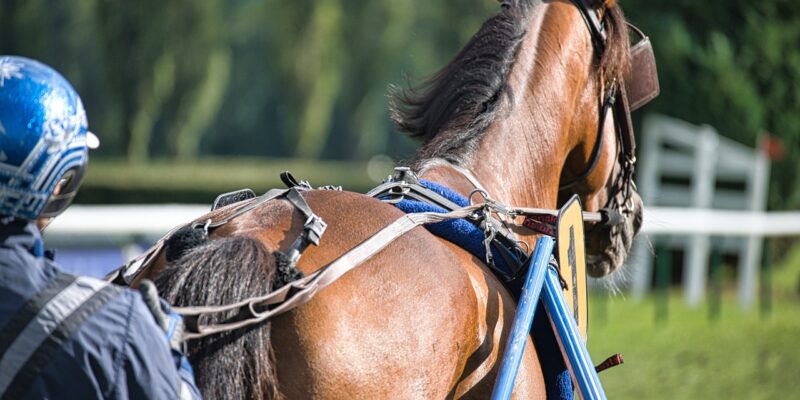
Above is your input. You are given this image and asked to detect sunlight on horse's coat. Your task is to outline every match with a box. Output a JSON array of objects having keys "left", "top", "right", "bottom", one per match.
[{"left": 143, "top": 1, "right": 645, "bottom": 398}]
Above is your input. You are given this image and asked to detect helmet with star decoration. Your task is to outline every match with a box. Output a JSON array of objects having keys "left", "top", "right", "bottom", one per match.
[{"left": 0, "top": 56, "right": 99, "bottom": 221}]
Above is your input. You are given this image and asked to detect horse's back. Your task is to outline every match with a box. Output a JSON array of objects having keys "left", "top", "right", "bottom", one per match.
[{"left": 216, "top": 190, "right": 544, "bottom": 398}]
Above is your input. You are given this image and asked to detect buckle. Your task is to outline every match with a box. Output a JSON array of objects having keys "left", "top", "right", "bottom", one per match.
[{"left": 303, "top": 215, "right": 328, "bottom": 246}]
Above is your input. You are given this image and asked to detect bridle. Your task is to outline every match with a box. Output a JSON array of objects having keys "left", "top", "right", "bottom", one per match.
[{"left": 557, "top": 0, "right": 659, "bottom": 219}]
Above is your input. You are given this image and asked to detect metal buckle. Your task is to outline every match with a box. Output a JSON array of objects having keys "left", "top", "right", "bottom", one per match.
[{"left": 303, "top": 215, "right": 328, "bottom": 246}]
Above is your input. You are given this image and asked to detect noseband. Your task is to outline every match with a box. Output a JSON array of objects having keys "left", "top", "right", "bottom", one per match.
[{"left": 558, "top": 0, "right": 658, "bottom": 220}]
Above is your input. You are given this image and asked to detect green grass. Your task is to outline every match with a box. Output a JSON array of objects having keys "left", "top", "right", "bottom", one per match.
[{"left": 588, "top": 251, "right": 800, "bottom": 399}]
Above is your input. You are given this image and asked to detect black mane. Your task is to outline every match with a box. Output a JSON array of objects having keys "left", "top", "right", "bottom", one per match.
[
  {"left": 390, "top": 0, "right": 630, "bottom": 167},
  {"left": 391, "top": 1, "right": 535, "bottom": 166}
]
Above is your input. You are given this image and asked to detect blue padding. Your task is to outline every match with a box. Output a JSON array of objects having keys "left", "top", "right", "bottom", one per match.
[
  {"left": 392, "top": 180, "right": 516, "bottom": 277},
  {"left": 532, "top": 302, "right": 574, "bottom": 399},
  {"left": 417, "top": 179, "right": 470, "bottom": 207}
]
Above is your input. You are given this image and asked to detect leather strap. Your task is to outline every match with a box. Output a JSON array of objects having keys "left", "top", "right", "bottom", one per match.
[
  {"left": 571, "top": 0, "right": 607, "bottom": 55},
  {"left": 105, "top": 188, "right": 292, "bottom": 285},
  {"left": 284, "top": 189, "right": 328, "bottom": 263},
  {"left": 558, "top": 85, "right": 617, "bottom": 191},
  {"left": 175, "top": 205, "right": 483, "bottom": 340},
  {"left": 367, "top": 180, "right": 463, "bottom": 212}
]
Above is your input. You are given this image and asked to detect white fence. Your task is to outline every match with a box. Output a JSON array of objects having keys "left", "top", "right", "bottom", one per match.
[
  {"left": 631, "top": 114, "right": 780, "bottom": 309},
  {"left": 46, "top": 205, "right": 800, "bottom": 288},
  {"left": 45, "top": 204, "right": 800, "bottom": 238},
  {"left": 46, "top": 204, "right": 209, "bottom": 236}
]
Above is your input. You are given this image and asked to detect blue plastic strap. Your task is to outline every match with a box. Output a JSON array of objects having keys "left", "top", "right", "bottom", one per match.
[
  {"left": 491, "top": 236, "right": 554, "bottom": 399},
  {"left": 543, "top": 267, "right": 606, "bottom": 400}
]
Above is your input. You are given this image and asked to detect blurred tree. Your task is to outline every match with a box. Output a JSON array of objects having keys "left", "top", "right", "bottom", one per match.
[
  {"left": 3, "top": 0, "right": 799, "bottom": 210},
  {"left": 623, "top": 0, "right": 800, "bottom": 210},
  {"left": 94, "top": 0, "right": 230, "bottom": 162}
]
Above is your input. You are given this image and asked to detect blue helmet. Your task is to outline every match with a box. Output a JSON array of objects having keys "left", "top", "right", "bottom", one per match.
[{"left": 0, "top": 56, "right": 97, "bottom": 220}]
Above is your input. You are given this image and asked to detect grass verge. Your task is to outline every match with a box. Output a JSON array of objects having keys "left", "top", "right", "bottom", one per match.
[{"left": 589, "top": 260, "right": 800, "bottom": 400}]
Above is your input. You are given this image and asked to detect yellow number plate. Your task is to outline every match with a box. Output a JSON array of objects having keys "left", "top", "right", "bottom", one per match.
[{"left": 556, "top": 195, "right": 588, "bottom": 341}]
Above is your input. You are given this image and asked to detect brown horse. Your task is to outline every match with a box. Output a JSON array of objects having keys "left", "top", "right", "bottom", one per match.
[{"left": 137, "top": 1, "right": 644, "bottom": 398}]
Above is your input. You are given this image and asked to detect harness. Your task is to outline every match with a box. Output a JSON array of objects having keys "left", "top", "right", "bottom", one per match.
[
  {"left": 106, "top": 168, "right": 609, "bottom": 341},
  {"left": 559, "top": 0, "right": 659, "bottom": 221},
  {"left": 106, "top": 0, "right": 658, "bottom": 371},
  {"left": 367, "top": 166, "right": 616, "bottom": 281},
  {"left": 367, "top": 167, "right": 528, "bottom": 281}
]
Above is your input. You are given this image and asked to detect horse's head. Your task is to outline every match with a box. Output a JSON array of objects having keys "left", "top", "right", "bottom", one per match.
[
  {"left": 394, "top": 0, "right": 657, "bottom": 277},
  {"left": 549, "top": 0, "right": 656, "bottom": 277},
  {"left": 497, "top": 0, "right": 653, "bottom": 277}
]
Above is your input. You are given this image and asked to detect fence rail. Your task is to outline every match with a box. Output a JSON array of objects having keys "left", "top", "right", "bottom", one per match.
[
  {"left": 46, "top": 204, "right": 800, "bottom": 238},
  {"left": 45, "top": 204, "right": 800, "bottom": 308}
]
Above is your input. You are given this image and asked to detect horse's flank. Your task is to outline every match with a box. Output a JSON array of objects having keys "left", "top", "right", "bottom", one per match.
[{"left": 162, "top": 190, "right": 540, "bottom": 398}]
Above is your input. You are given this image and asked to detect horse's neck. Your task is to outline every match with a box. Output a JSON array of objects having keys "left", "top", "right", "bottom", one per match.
[
  {"left": 416, "top": 143, "right": 559, "bottom": 210},
  {"left": 417, "top": 142, "right": 561, "bottom": 211},
  {"left": 421, "top": 6, "right": 588, "bottom": 211}
]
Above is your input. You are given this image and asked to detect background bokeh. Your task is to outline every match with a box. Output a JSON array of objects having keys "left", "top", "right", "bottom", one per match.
[
  {"left": 3, "top": 0, "right": 799, "bottom": 397},
  {"left": 3, "top": 0, "right": 799, "bottom": 207}
]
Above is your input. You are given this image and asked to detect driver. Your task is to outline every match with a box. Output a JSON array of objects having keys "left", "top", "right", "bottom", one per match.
[{"left": 0, "top": 56, "right": 202, "bottom": 399}]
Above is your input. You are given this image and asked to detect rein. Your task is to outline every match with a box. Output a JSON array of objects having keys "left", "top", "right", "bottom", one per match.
[{"left": 420, "top": 158, "right": 618, "bottom": 232}]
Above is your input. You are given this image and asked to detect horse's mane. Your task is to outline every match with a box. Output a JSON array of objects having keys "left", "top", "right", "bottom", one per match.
[{"left": 391, "top": 0, "right": 629, "bottom": 167}]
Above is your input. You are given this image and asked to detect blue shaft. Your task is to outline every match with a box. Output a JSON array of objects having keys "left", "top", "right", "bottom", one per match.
[
  {"left": 491, "top": 236, "right": 554, "bottom": 400},
  {"left": 543, "top": 267, "right": 606, "bottom": 400}
]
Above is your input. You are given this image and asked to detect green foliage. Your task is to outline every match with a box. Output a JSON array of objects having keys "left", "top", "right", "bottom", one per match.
[
  {"left": 76, "top": 158, "right": 392, "bottom": 204},
  {"left": 623, "top": 0, "right": 800, "bottom": 210},
  {"left": 2, "top": 1, "right": 799, "bottom": 208}
]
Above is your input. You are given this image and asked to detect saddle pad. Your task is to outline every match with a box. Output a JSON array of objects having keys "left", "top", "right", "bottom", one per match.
[{"left": 390, "top": 180, "right": 521, "bottom": 277}]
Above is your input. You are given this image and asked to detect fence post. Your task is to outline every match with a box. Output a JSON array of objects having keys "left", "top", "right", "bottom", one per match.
[
  {"left": 740, "top": 146, "right": 770, "bottom": 309},
  {"left": 684, "top": 126, "right": 717, "bottom": 306},
  {"left": 655, "top": 246, "right": 671, "bottom": 324},
  {"left": 708, "top": 250, "right": 723, "bottom": 321},
  {"left": 630, "top": 116, "right": 662, "bottom": 299}
]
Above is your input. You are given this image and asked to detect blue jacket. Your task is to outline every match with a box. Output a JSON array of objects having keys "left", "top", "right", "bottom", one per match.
[{"left": 0, "top": 220, "right": 202, "bottom": 399}]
